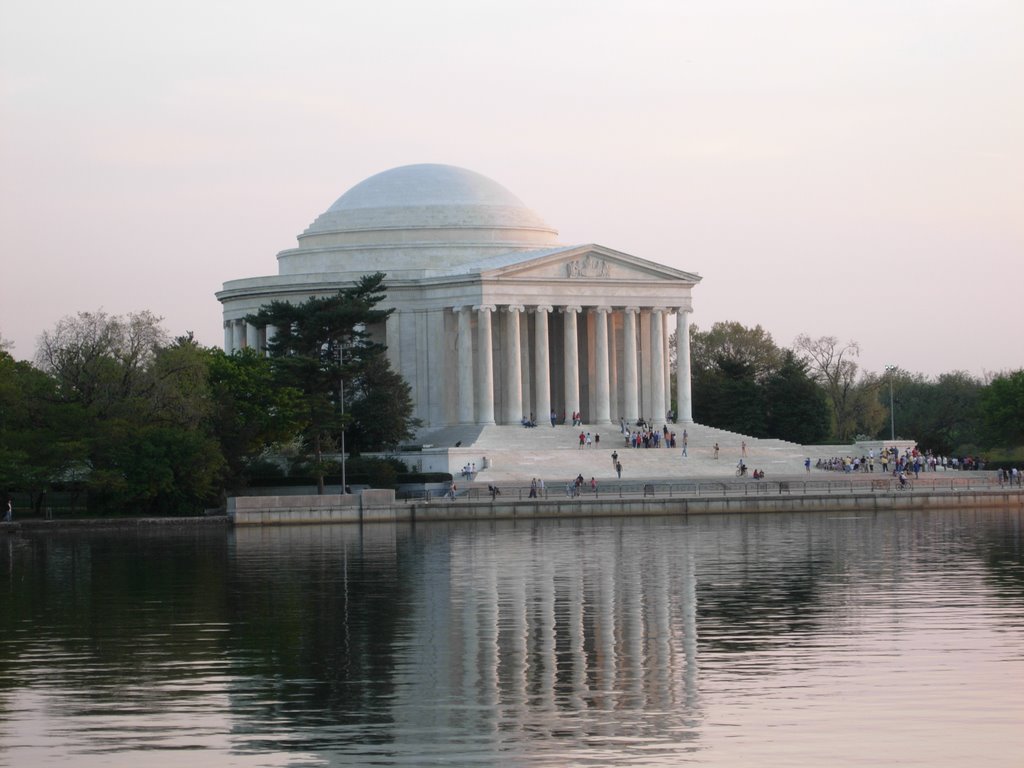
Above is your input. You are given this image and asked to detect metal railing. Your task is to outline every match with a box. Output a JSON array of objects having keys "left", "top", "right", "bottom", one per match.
[{"left": 400, "top": 475, "right": 1013, "bottom": 503}]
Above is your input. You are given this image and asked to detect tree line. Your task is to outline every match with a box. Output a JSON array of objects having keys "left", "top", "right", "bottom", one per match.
[
  {"left": 675, "top": 321, "right": 1023, "bottom": 457},
  {"left": 0, "top": 274, "right": 417, "bottom": 515}
]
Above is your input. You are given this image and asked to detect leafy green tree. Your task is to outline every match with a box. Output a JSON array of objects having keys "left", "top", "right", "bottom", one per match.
[
  {"left": 878, "top": 369, "right": 983, "bottom": 452},
  {"left": 687, "top": 321, "right": 783, "bottom": 382},
  {"left": 248, "top": 273, "right": 418, "bottom": 493},
  {"left": 0, "top": 349, "right": 90, "bottom": 506},
  {"left": 981, "top": 370, "right": 1024, "bottom": 448},
  {"left": 847, "top": 373, "right": 887, "bottom": 440},
  {"left": 32, "top": 314, "right": 229, "bottom": 515},
  {"left": 205, "top": 347, "right": 305, "bottom": 491}
]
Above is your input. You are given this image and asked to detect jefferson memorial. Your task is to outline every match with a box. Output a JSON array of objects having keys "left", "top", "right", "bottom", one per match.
[{"left": 216, "top": 164, "right": 701, "bottom": 437}]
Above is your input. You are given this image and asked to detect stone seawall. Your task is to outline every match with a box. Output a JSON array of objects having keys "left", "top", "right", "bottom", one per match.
[{"left": 229, "top": 488, "right": 1024, "bottom": 525}]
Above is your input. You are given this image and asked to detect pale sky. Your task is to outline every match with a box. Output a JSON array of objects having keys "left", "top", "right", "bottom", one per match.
[{"left": 2, "top": 0, "right": 1021, "bottom": 378}]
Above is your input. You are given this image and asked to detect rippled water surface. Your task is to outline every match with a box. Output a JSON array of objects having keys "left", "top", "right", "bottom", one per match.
[{"left": 2, "top": 508, "right": 1022, "bottom": 766}]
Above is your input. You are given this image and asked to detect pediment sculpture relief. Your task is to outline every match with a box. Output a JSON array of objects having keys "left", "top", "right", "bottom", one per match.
[{"left": 566, "top": 255, "right": 610, "bottom": 278}]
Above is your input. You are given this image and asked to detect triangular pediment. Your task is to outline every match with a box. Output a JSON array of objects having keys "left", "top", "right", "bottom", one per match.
[{"left": 470, "top": 244, "right": 701, "bottom": 284}]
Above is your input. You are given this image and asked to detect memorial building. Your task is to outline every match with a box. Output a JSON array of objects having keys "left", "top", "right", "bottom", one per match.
[{"left": 216, "top": 164, "right": 701, "bottom": 436}]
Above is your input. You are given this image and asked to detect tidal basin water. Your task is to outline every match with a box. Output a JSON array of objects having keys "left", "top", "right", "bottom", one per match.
[{"left": 1, "top": 508, "right": 1022, "bottom": 767}]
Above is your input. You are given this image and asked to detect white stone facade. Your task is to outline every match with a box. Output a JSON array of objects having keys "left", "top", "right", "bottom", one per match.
[{"left": 216, "top": 164, "right": 701, "bottom": 430}]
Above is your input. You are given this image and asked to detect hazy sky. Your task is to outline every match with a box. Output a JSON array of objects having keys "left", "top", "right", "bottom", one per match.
[{"left": 2, "top": 0, "right": 1021, "bottom": 378}]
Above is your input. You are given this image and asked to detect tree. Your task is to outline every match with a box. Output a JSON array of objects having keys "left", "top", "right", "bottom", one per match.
[
  {"left": 35, "top": 310, "right": 168, "bottom": 413},
  {"left": 345, "top": 354, "right": 418, "bottom": 455},
  {"left": 981, "top": 370, "right": 1024, "bottom": 448},
  {"left": 878, "top": 369, "right": 983, "bottom": 452},
  {"left": 693, "top": 356, "right": 767, "bottom": 436},
  {"left": 31, "top": 314, "right": 229, "bottom": 515},
  {"left": 685, "top": 321, "right": 797, "bottom": 437},
  {"left": 793, "top": 335, "right": 862, "bottom": 441},
  {"left": 763, "top": 351, "right": 831, "bottom": 444},
  {"left": 0, "top": 349, "right": 90, "bottom": 506},
  {"left": 205, "top": 347, "right": 305, "bottom": 491},
  {"left": 248, "top": 273, "right": 418, "bottom": 492},
  {"left": 687, "top": 321, "right": 784, "bottom": 382}
]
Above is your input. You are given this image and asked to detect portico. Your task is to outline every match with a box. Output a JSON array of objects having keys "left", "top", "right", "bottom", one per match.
[{"left": 217, "top": 164, "right": 701, "bottom": 435}]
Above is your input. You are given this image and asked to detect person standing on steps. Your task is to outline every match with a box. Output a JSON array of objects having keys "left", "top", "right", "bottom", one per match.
[
  {"left": 682, "top": 429, "right": 688, "bottom": 457},
  {"left": 4, "top": 499, "right": 11, "bottom": 522},
  {"left": 713, "top": 443, "right": 719, "bottom": 459},
  {"left": 616, "top": 461, "right": 622, "bottom": 479},
  {"left": 741, "top": 441, "right": 747, "bottom": 458}
]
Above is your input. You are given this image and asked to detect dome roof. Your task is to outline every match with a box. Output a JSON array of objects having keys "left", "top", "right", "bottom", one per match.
[
  {"left": 282, "top": 164, "right": 560, "bottom": 276},
  {"left": 328, "top": 163, "right": 531, "bottom": 213},
  {"left": 304, "top": 163, "right": 555, "bottom": 235}
]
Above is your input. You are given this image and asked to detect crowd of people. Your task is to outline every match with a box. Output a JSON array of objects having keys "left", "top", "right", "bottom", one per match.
[{"left": 815, "top": 447, "right": 987, "bottom": 477}]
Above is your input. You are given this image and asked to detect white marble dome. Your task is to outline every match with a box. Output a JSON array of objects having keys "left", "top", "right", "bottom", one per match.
[{"left": 278, "top": 164, "right": 561, "bottom": 276}]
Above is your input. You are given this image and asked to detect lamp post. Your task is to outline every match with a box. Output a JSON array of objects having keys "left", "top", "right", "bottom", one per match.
[
  {"left": 884, "top": 364, "right": 896, "bottom": 441},
  {"left": 336, "top": 342, "right": 348, "bottom": 494}
]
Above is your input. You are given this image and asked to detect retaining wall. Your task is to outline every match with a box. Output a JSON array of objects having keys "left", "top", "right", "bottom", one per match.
[{"left": 229, "top": 488, "right": 1024, "bottom": 526}]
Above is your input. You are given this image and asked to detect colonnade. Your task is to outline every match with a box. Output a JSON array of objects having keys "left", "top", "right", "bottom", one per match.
[
  {"left": 225, "top": 302, "right": 695, "bottom": 429},
  {"left": 223, "top": 319, "right": 276, "bottom": 354},
  {"left": 449, "top": 304, "right": 693, "bottom": 427}
]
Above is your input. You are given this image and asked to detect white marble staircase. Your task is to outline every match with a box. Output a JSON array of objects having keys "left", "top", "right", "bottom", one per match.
[{"left": 410, "top": 422, "right": 814, "bottom": 483}]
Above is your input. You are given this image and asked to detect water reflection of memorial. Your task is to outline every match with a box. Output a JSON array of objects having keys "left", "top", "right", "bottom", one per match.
[{"left": 231, "top": 521, "right": 702, "bottom": 748}]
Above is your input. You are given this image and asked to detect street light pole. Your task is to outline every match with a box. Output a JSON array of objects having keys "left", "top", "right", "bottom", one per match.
[
  {"left": 336, "top": 341, "right": 347, "bottom": 494},
  {"left": 884, "top": 364, "right": 896, "bottom": 441},
  {"left": 339, "top": 375, "right": 347, "bottom": 493}
]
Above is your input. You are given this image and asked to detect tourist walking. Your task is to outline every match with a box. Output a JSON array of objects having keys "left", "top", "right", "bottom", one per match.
[
  {"left": 616, "top": 461, "right": 622, "bottom": 479},
  {"left": 682, "top": 429, "right": 688, "bottom": 457},
  {"left": 4, "top": 499, "right": 11, "bottom": 522},
  {"left": 713, "top": 442, "right": 719, "bottom": 459}
]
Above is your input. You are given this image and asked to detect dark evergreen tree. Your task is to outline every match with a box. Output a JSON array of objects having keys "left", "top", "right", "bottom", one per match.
[
  {"left": 247, "top": 273, "right": 418, "bottom": 492},
  {"left": 763, "top": 352, "right": 830, "bottom": 444}
]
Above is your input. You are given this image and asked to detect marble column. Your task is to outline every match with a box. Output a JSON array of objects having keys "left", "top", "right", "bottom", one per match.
[
  {"left": 520, "top": 314, "right": 532, "bottom": 422},
  {"left": 264, "top": 324, "right": 277, "bottom": 356},
  {"left": 622, "top": 307, "right": 639, "bottom": 423},
  {"left": 385, "top": 312, "right": 401, "bottom": 372},
  {"left": 232, "top": 320, "right": 244, "bottom": 353},
  {"left": 223, "top": 322, "right": 232, "bottom": 353},
  {"left": 593, "top": 307, "right": 612, "bottom": 424},
  {"left": 651, "top": 308, "right": 667, "bottom": 426},
  {"left": 608, "top": 312, "right": 619, "bottom": 423},
  {"left": 676, "top": 309, "right": 693, "bottom": 423},
  {"left": 475, "top": 305, "right": 495, "bottom": 425},
  {"left": 245, "top": 322, "right": 260, "bottom": 352},
  {"left": 503, "top": 305, "right": 524, "bottom": 424},
  {"left": 533, "top": 306, "right": 552, "bottom": 424},
  {"left": 562, "top": 306, "right": 581, "bottom": 421},
  {"left": 425, "top": 310, "right": 446, "bottom": 427},
  {"left": 663, "top": 314, "right": 671, "bottom": 415},
  {"left": 456, "top": 307, "right": 475, "bottom": 424}
]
